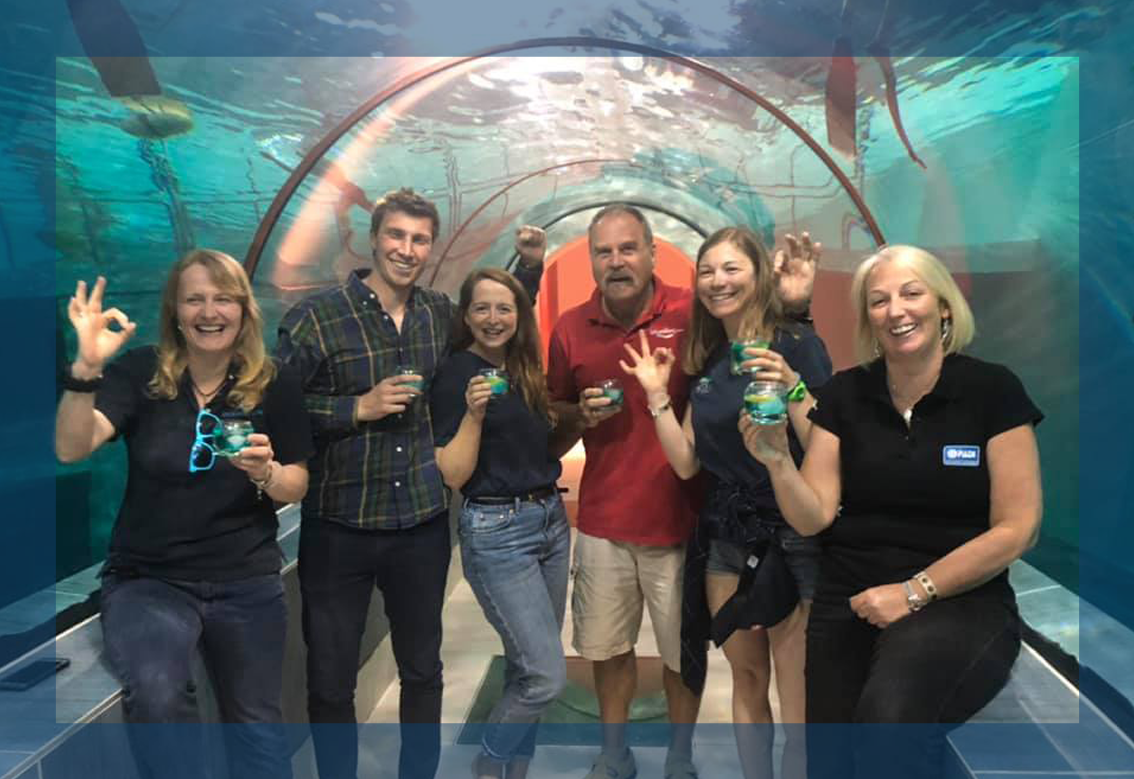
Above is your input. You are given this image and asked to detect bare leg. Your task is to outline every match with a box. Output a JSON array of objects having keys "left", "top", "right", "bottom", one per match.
[
  {"left": 663, "top": 665, "right": 701, "bottom": 758},
  {"left": 594, "top": 650, "right": 637, "bottom": 754},
  {"left": 505, "top": 757, "right": 530, "bottom": 779},
  {"left": 707, "top": 573, "right": 774, "bottom": 779},
  {"left": 768, "top": 600, "right": 811, "bottom": 779}
]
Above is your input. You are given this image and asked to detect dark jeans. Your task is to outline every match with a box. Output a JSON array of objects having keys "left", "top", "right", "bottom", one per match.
[
  {"left": 805, "top": 591, "right": 1020, "bottom": 779},
  {"left": 100, "top": 572, "right": 292, "bottom": 779},
  {"left": 299, "top": 513, "right": 450, "bottom": 779}
]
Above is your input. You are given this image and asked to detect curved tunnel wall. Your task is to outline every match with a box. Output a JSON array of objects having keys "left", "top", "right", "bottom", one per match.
[{"left": 41, "top": 45, "right": 1083, "bottom": 618}]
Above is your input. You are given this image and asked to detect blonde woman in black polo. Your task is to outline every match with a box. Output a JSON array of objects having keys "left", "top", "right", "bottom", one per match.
[{"left": 741, "top": 245, "right": 1043, "bottom": 779}]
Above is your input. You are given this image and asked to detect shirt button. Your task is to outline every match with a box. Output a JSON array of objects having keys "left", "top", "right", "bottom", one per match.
[
  {"left": 396, "top": 446, "right": 403, "bottom": 453},
  {"left": 394, "top": 480, "right": 401, "bottom": 488}
]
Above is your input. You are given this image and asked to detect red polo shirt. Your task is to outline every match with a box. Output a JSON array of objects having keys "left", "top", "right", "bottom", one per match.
[{"left": 547, "top": 278, "right": 701, "bottom": 546}]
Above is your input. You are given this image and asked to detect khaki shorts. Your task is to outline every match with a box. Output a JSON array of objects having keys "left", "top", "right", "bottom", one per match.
[{"left": 571, "top": 530, "right": 685, "bottom": 672}]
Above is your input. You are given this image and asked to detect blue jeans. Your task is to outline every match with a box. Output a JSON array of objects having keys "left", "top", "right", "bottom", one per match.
[
  {"left": 99, "top": 572, "right": 292, "bottom": 779},
  {"left": 460, "top": 493, "right": 570, "bottom": 764}
]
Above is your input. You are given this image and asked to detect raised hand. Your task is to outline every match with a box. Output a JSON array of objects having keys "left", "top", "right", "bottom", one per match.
[
  {"left": 68, "top": 276, "right": 137, "bottom": 375},
  {"left": 619, "top": 330, "right": 674, "bottom": 397},
  {"left": 356, "top": 373, "right": 422, "bottom": 421},
  {"left": 738, "top": 411, "right": 792, "bottom": 466},
  {"left": 515, "top": 225, "right": 547, "bottom": 267},
  {"left": 465, "top": 376, "right": 493, "bottom": 422},
  {"left": 773, "top": 231, "right": 822, "bottom": 313}
]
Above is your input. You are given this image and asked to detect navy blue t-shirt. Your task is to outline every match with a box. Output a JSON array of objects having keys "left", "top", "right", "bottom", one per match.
[
  {"left": 430, "top": 350, "right": 562, "bottom": 499},
  {"left": 691, "top": 325, "right": 833, "bottom": 503}
]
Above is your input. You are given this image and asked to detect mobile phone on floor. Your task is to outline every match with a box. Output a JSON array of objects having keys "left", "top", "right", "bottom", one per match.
[{"left": 0, "top": 658, "right": 71, "bottom": 691}]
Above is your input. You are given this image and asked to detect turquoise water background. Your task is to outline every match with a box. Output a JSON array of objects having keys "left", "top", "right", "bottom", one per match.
[{"left": 1, "top": 2, "right": 1130, "bottom": 671}]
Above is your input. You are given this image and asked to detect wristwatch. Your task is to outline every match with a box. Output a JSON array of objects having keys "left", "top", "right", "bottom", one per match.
[
  {"left": 786, "top": 378, "right": 807, "bottom": 403},
  {"left": 903, "top": 579, "right": 929, "bottom": 612}
]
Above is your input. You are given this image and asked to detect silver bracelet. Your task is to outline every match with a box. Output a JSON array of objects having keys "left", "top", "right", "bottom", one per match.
[{"left": 250, "top": 461, "right": 275, "bottom": 498}]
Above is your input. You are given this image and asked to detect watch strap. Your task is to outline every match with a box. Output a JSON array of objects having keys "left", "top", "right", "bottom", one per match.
[{"left": 60, "top": 366, "right": 104, "bottom": 393}]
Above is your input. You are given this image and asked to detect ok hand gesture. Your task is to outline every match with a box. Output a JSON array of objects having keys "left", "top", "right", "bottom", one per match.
[
  {"left": 68, "top": 277, "right": 137, "bottom": 374},
  {"left": 619, "top": 330, "right": 674, "bottom": 397}
]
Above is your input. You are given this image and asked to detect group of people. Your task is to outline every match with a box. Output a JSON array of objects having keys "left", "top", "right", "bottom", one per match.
[{"left": 55, "top": 188, "right": 1043, "bottom": 779}]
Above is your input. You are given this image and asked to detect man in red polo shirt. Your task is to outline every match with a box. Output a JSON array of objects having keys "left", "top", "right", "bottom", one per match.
[
  {"left": 545, "top": 204, "right": 699, "bottom": 779},
  {"left": 543, "top": 205, "right": 819, "bottom": 779}
]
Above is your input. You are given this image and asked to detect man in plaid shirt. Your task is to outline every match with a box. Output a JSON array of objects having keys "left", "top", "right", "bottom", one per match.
[{"left": 277, "top": 188, "right": 544, "bottom": 779}]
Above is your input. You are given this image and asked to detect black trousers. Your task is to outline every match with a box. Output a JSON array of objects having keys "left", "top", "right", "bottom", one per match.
[
  {"left": 299, "top": 513, "right": 451, "bottom": 779},
  {"left": 805, "top": 591, "right": 1020, "bottom": 779}
]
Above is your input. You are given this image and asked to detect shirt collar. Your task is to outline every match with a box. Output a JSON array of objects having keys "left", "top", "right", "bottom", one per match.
[
  {"left": 585, "top": 275, "right": 670, "bottom": 329},
  {"left": 346, "top": 268, "right": 419, "bottom": 312}
]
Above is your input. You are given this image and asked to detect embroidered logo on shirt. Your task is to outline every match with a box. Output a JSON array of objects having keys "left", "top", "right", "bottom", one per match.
[
  {"left": 649, "top": 327, "right": 683, "bottom": 339},
  {"left": 694, "top": 377, "right": 712, "bottom": 395},
  {"left": 942, "top": 445, "right": 981, "bottom": 467}
]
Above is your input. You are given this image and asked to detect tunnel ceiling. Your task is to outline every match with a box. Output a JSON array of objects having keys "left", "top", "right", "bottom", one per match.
[
  {"left": 249, "top": 50, "right": 890, "bottom": 296},
  {"left": 41, "top": 8, "right": 1084, "bottom": 299}
]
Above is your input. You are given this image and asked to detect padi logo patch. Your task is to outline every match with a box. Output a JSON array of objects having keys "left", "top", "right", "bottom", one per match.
[{"left": 942, "top": 445, "right": 981, "bottom": 467}]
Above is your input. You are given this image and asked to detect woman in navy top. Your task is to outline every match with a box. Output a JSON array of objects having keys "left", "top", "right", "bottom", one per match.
[
  {"left": 741, "top": 245, "right": 1043, "bottom": 779},
  {"left": 54, "top": 250, "right": 312, "bottom": 779},
  {"left": 431, "top": 267, "right": 566, "bottom": 779},
  {"left": 621, "top": 227, "right": 831, "bottom": 779}
]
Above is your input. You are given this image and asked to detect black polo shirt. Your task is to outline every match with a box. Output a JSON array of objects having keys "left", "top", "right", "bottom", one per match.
[
  {"left": 691, "top": 325, "right": 833, "bottom": 503},
  {"left": 807, "top": 353, "right": 1043, "bottom": 603},
  {"left": 430, "top": 350, "right": 561, "bottom": 500},
  {"left": 94, "top": 346, "right": 314, "bottom": 581}
]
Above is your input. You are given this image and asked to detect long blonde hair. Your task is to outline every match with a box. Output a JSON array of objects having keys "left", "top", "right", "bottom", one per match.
[
  {"left": 849, "top": 245, "right": 976, "bottom": 365},
  {"left": 452, "top": 268, "right": 553, "bottom": 424},
  {"left": 148, "top": 249, "right": 275, "bottom": 411},
  {"left": 683, "top": 227, "right": 783, "bottom": 375}
]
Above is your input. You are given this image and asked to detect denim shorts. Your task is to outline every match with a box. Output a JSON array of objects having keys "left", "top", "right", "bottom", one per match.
[{"left": 705, "top": 526, "right": 821, "bottom": 601}]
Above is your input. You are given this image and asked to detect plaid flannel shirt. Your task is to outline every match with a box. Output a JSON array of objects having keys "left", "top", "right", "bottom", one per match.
[{"left": 276, "top": 265, "right": 540, "bottom": 530}]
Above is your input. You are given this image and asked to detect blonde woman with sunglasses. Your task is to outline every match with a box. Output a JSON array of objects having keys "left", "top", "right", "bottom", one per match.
[{"left": 55, "top": 250, "right": 312, "bottom": 779}]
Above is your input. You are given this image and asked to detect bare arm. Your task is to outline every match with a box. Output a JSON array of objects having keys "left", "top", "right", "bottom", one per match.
[
  {"left": 548, "top": 400, "right": 585, "bottom": 459},
  {"left": 56, "top": 277, "right": 136, "bottom": 463},
  {"left": 849, "top": 424, "right": 1042, "bottom": 629},
  {"left": 650, "top": 403, "right": 699, "bottom": 480},
  {"left": 919, "top": 424, "right": 1042, "bottom": 596},
  {"left": 620, "top": 330, "right": 699, "bottom": 478},
  {"left": 56, "top": 380, "right": 118, "bottom": 463}
]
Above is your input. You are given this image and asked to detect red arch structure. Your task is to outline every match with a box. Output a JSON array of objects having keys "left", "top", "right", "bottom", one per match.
[{"left": 244, "top": 36, "right": 885, "bottom": 278}]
